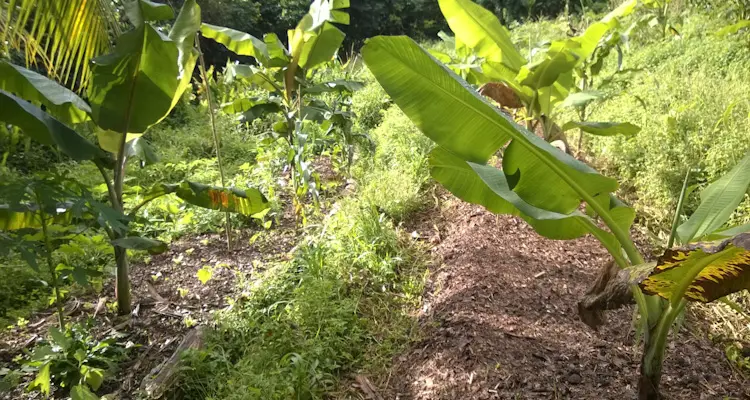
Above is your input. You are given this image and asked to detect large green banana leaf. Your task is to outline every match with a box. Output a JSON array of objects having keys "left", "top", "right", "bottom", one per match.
[
  {"left": 0, "top": 204, "right": 72, "bottom": 231},
  {"left": 289, "top": 0, "right": 350, "bottom": 70},
  {"left": 88, "top": 0, "right": 200, "bottom": 135},
  {"left": 562, "top": 121, "right": 641, "bottom": 136},
  {"left": 363, "top": 36, "right": 633, "bottom": 252},
  {"left": 363, "top": 37, "right": 619, "bottom": 213},
  {"left": 200, "top": 24, "right": 270, "bottom": 63},
  {"left": 111, "top": 236, "right": 167, "bottom": 255},
  {"left": 438, "top": 0, "right": 524, "bottom": 80},
  {"left": 0, "top": 90, "right": 105, "bottom": 162},
  {"left": 430, "top": 147, "right": 632, "bottom": 254},
  {"left": 0, "top": 61, "right": 91, "bottom": 125},
  {"left": 124, "top": 0, "right": 175, "bottom": 27},
  {"left": 677, "top": 151, "right": 750, "bottom": 244}
]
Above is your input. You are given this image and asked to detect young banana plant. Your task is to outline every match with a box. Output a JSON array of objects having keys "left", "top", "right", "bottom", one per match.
[
  {"left": 0, "top": 0, "right": 270, "bottom": 315},
  {"left": 199, "top": 0, "right": 363, "bottom": 216},
  {"left": 438, "top": 0, "right": 642, "bottom": 146},
  {"left": 635, "top": 152, "right": 750, "bottom": 398},
  {"left": 361, "top": 10, "right": 750, "bottom": 399}
]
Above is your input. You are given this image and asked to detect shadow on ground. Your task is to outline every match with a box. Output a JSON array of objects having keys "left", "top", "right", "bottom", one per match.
[{"left": 382, "top": 196, "right": 747, "bottom": 400}]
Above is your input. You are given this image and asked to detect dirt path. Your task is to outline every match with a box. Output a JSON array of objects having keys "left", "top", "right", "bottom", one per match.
[{"left": 383, "top": 195, "right": 748, "bottom": 399}]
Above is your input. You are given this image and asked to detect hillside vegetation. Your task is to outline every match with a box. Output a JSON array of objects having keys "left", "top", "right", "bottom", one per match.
[{"left": 0, "top": 0, "right": 749, "bottom": 399}]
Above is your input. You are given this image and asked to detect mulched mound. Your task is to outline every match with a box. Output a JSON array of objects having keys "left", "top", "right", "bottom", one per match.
[{"left": 383, "top": 196, "right": 748, "bottom": 400}]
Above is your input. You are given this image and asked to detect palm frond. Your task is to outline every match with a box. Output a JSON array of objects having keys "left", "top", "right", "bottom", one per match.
[{"left": 1, "top": 0, "right": 120, "bottom": 91}]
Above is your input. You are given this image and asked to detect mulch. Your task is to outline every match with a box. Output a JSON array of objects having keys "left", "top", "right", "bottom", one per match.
[{"left": 378, "top": 194, "right": 749, "bottom": 400}]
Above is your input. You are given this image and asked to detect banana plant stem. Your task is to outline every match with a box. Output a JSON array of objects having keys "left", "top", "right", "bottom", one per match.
[{"left": 38, "top": 200, "right": 65, "bottom": 329}]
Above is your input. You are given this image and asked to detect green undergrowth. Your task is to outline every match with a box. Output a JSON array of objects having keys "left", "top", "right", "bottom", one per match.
[
  {"left": 176, "top": 106, "right": 434, "bottom": 399},
  {"left": 575, "top": 11, "right": 750, "bottom": 232}
]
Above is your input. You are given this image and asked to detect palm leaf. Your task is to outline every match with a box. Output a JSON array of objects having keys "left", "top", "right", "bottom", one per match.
[{"left": 1, "top": 0, "right": 120, "bottom": 91}]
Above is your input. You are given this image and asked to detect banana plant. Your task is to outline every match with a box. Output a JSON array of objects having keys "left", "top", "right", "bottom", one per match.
[
  {"left": 362, "top": 25, "right": 750, "bottom": 399},
  {"left": 199, "top": 0, "right": 363, "bottom": 214},
  {"left": 437, "top": 0, "right": 641, "bottom": 146},
  {"left": 636, "top": 151, "right": 750, "bottom": 398},
  {"left": 0, "top": 0, "right": 270, "bottom": 315},
  {"left": 0, "top": 176, "right": 116, "bottom": 330}
]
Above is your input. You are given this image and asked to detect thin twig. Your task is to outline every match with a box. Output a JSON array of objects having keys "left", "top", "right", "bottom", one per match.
[{"left": 195, "top": 35, "right": 232, "bottom": 251}]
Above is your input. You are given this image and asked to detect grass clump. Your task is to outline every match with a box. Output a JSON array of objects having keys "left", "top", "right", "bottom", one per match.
[{"left": 177, "top": 101, "right": 433, "bottom": 399}]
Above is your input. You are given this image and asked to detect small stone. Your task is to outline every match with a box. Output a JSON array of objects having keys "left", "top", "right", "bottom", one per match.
[{"left": 567, "top": 373, "right": 583, "bottom": 385}]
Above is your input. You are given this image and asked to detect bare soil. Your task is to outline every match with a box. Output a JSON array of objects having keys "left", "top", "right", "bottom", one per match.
[
  {"left": 379, "top": 195, "right": 749, "bottom": 400},
  {"left": 0, "top": 226, "right": 297, "bottom": 400}
]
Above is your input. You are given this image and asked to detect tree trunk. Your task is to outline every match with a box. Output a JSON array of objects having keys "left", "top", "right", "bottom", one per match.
[{"left": 115, "top": 246, "right": 131, "bottom": 315}]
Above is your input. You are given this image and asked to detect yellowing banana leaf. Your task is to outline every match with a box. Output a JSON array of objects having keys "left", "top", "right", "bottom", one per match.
[
  {"left": 0, "top": 61, "right": 91, "bottom": 125},
  {"left": 88, "top": 0, "right": 200, "bottom": 135},
  {"left": 138, "top": 181, "right": 269, "bottom": 216},
  {"left": 0, "top": 90, "right": 106, "bottom": 162},
  {"left": 640, "top": 233, "right": 750, "bottom": 303}
]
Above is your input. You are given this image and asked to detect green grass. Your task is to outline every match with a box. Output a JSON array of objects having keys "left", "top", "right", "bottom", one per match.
[
  {"left": 177, "top": 104, "right": 434, "bottom": 400},
  {"left": 559, "top": 11, "right": 750, "bottom": 231}
]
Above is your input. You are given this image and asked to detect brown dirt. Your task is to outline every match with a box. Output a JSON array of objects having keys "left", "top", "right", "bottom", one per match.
[
  {"left": 0, "top": 157, "right": 346, "bottom": 399},
  {"left": 0, "top": 225, "right": 298, "bottom": 400},
  {"left": 380, "top": 195, "right": 749, "bottom": 400}
]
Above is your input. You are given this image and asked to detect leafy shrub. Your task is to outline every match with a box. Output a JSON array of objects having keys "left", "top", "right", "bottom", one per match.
[
  {"left": 351, "top": 71, "right": 391, "bottom": 132},
  {"left": 24, "top": 322, "right": 127, "bottom": 396}
]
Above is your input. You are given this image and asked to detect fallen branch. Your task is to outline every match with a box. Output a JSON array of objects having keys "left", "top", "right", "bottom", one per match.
[{"left": 140, "top": 326, "right": 207, "bottom": 398}]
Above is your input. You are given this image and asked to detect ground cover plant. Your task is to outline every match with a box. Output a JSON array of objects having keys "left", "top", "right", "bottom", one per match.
[{"left": 0, "top": 0, "right": 749, "bottom": 399}]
